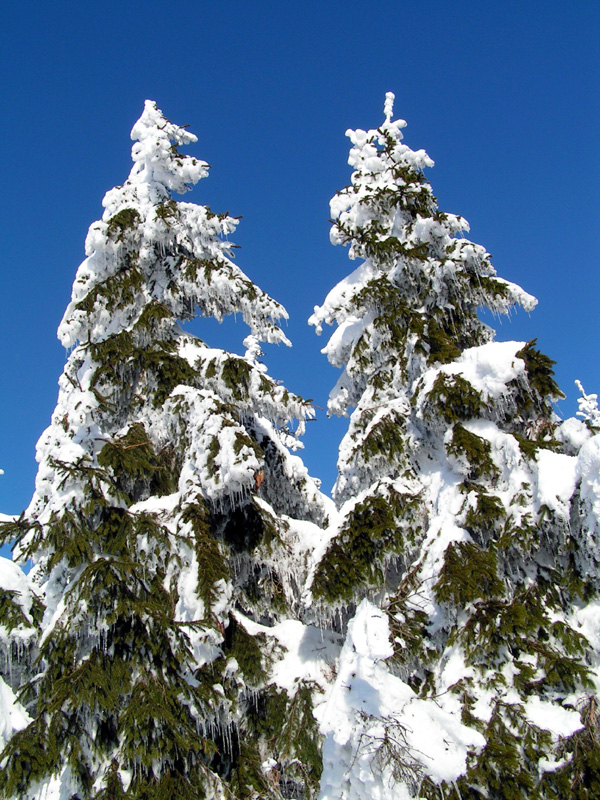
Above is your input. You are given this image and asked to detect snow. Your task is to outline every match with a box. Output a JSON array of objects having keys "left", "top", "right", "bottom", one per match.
[
  {"left": 535, "top": 448, "right": 578, "bottom": 513},
  {"left": 576, "top": 433, "right": 600, "bottom": 547},
  {"left": 524, "top": 696, "right": 583, "bottom": 739},
  {"left": 0, "top": 676, "right": 29, "bottom": 751},
  {"left": 570, "top": 599, "right": 600, "bottom": 656},
  {"left": 557, "top": 416, "right": 591, "bottom": 453},
  {"left": 315, "top": 601, "right": 485, "bottom": 799},
  {"left": 383, "top": 91, "right": 396, "bottom": 123},
  {"left": 0, "top": 556, "right": 38, "bottom": 632},
  {"left": 577, "top": 433, "right": 600, "bottom": 515},
  {"left": 321, "top": 311, "right": 375, "bottom": 370},
  {"left": 243, "top": 614, "right": 341, "bottom": 694},
  {"left": 128, "top": 100, "right": 208, "bottom": 196},
  {"left": 309, "top": 261, "right": 378, "bottom": 337},
  {"left": 576, "top": 379, "right": 600, "bottom": 428},
  {"left": 419, "top": 340, "right": 527, "bottom": 402},
  {"left": 0, "top": 558, "right": 35, "bottom": 754}
]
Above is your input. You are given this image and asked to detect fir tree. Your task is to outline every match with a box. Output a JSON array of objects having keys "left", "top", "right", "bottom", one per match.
[
  {"left": 0, "top": 101, "right": 329, "bottom": 800},
  {"left": 309, "top": 93, "right": 600, "bottom": 799}
]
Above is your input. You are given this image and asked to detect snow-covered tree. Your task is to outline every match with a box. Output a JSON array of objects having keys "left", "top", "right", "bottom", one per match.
[
  {"left": 309, "top": 94, "right": 600, "bottom": 799},
  {"left": 0, "top": 101, "right": 329, "bottom": 800}
]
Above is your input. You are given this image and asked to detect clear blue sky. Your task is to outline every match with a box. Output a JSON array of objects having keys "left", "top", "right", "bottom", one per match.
[{"left": 1, "top": 1, "right": 598, "bottom": 550}]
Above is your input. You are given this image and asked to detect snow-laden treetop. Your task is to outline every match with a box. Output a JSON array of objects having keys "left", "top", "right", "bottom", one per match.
[
  {"left": 127, "top": 99, "right": 209, "bottom": 200},
  {"left": 60, "top": 100, "right": 290, "bottom": 349},
  {"left": 311, "top": 92, "right": 537, "bottom": 422},
  {"left": 328, "top": 91, "right": 433, "bottom": 258}
]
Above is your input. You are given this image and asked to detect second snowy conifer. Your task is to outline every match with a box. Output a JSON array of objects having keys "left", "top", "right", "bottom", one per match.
[{"left": 310, "top": 94, "right": 600, "bottom": 799}]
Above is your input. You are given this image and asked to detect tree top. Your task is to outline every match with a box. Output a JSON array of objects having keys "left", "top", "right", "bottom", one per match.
[{"left": 126, "top": 99, "right": 209, "bottom": 198}]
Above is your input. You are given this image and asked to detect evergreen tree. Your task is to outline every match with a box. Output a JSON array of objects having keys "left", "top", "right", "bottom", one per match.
[
  {"left": 0, "top": 101, "right": 329, "bottom": 800},
  {"left": 309, "top": 93, "right": 600, "bottom": 799}
]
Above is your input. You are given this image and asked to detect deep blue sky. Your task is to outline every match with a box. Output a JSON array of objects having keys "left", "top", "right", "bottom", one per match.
[{"left": 1, "top": 2, "right": 598, "bottom": 548}]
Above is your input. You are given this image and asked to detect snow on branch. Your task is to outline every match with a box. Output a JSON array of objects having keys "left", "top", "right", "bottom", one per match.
[{"left": 576, "top": 380, "right": 600, "bottom": 428}]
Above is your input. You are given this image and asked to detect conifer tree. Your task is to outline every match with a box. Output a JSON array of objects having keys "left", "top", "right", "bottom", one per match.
[
  {"left": 309, "top": 94, "right": 600, "bottom": 799},
  {"left": 0, "top": 101, "right": 329, "bottom": 800}
]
